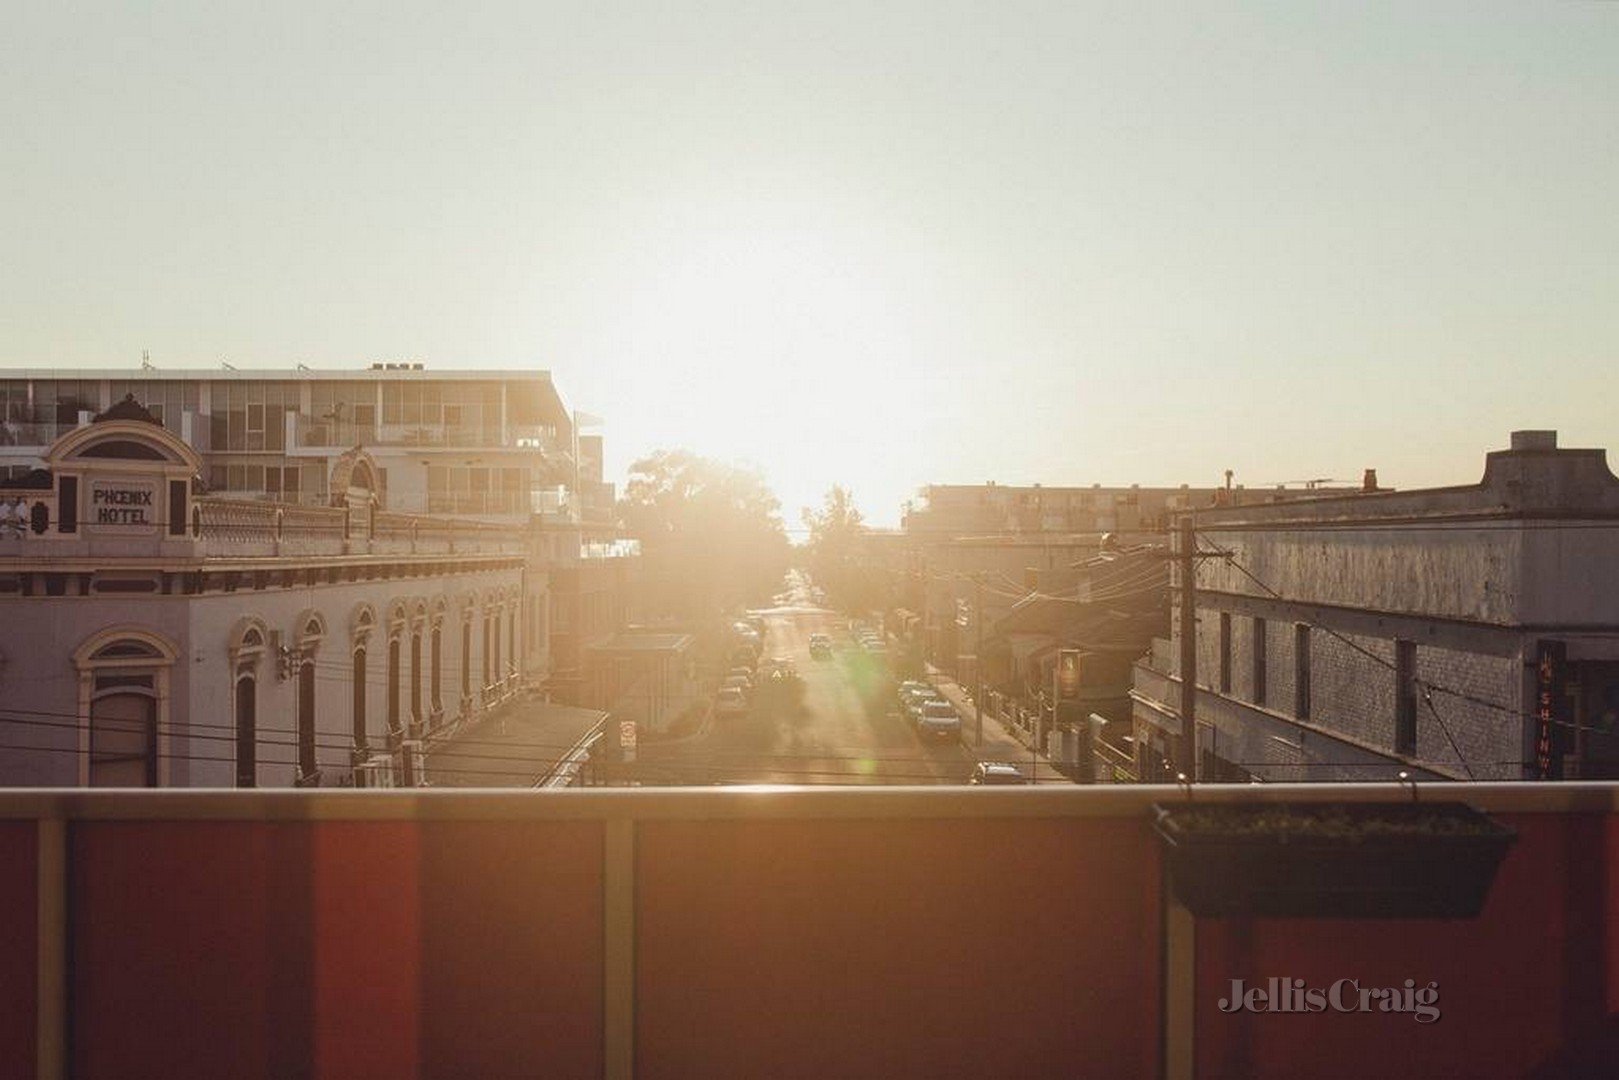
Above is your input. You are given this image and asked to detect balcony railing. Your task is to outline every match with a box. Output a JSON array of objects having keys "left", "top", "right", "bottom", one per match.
[
  {"left": 2, "top": 784, "right": 1616, "bottom": 1079},
  {"left": 190, "top": 498, "right": 523, "bottom": 558},
  {"left": 289, "top": 414, "right": 560, "bottom": 451},
  {"left": 0, "top": 420, "right": 80, "bottom": 448}
]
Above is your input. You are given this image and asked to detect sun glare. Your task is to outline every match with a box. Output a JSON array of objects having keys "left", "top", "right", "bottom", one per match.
[{"left": 622, "top": 222, "right": 928, "bottom": 519}]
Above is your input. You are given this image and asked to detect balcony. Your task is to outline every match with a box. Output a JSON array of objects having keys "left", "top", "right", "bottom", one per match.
[
  {"left": 0, "top": 419, "right": 95, "bottom": 451},
  {"left": 2, "top": 783, "right": 1616, "bottom": 1078},
  {"left": 288, "top": 414, "right": 561, "bottom": 452}
]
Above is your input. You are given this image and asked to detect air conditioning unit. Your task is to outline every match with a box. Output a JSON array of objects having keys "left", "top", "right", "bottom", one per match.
[{"left": 353, "top": 756, "right": 395, "bottom": 788}]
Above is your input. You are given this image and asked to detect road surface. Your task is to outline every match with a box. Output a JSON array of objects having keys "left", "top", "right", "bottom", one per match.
[{"left": 635, "top": 605, "right": 977, "bottom": 786}]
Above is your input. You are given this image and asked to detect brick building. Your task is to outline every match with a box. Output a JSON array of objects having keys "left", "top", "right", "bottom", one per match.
[{"left": 1131, "top": 431, "right": 1619, "bottom": 782}]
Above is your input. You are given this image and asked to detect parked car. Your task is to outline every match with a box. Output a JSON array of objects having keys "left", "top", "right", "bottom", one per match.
[
  {"left": 715, "top": 687, "right": 749, "bottom": 719},
  {"left": 916, "top": 700, "right": 962, "bottom": 742},
  {"left": 897, "top": 681, "right": 938, "bottom": 718},
  {"left": 970, "top": 762, "right": 1028, "bottom": 785}
]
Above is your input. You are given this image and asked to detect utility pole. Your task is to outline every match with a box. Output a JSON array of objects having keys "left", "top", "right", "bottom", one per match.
[
  {"left": 1177, "top": 515, "right": 1197, "bottom": 780},
  {"left": 974, "top": 573, "right": 985, "bottom": 749}
]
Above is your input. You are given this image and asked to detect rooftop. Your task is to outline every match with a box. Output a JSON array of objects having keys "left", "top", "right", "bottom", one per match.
[{"left": 0, "top": 365, "right": 555, "bottom": 383}]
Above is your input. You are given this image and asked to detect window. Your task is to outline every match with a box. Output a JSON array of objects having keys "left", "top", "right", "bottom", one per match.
[
  {"left": 1251, "top": 617, "right": 1267, "bottom": 707},
  {"left": 1294, "top": 623, "right": 1311, "bottom": 721},
  {"left": 58, "top": 476, "right": 77, "bottom": 532},
  {"left": 387, "top": 637, "right": 402, "bottom": 737},
  {"left": 493, "top": 607, "right": 503, "bottom": 684},
  {"left": 410, "top": 630, "right": 423, "bottom": 732},
  {"left": 1395, "top": 639, "right": 1417, "bottom": 756},
  {"left": 228, "top": 620, "right": 267, "bottom": 788},
  {"left": 236, "top": 675, "right": 257, "bottom": 787},
  {"left": 168, "top": 480, "right": 187, "bottom": 536},
  {"left": 1218, "top": 612, "right": 1231, "bottom": 693},
  {"left": 352, "top": 647, "right": 368, "bottom": 752},
  {"left": 431, "top": 626, "right": 442, "bottom": 712},
  {"left": 462, "top": 618, "right": 473, "bottom": 700},
  {"left": 482, "top": 612, "right": 492, "bottom": 688},
  {"left": 297, "top": 660, "right": 317, "bottom": 782}
]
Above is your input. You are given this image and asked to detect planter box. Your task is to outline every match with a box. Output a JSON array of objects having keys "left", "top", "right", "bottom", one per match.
[{"left": 1154, "top": 802, "right": 1517, "bottom": 919}]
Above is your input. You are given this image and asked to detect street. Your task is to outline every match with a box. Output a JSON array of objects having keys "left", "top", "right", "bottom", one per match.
[{"left": 635, "top": 605, "right": 980, "bottom": 786}]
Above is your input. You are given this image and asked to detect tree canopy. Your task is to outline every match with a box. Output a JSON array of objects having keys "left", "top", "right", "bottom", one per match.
[
  {"left": 801, "top": 485, "right": 890, "bottom": 616},
  {"left": 618, "top": 449, "right": 790, "bottom": 622}
]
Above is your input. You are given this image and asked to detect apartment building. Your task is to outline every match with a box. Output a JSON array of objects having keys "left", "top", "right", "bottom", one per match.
[{"left": 0, "top": 364, "right": 577, "bottom": 515}]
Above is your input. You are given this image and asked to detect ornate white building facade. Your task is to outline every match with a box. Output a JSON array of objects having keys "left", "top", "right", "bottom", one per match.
[{"left": 0, "top": 399, "right": 534, "bottom": 787}]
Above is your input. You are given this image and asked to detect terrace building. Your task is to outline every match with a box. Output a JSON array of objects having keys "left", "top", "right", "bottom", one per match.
[{"left": 1132, "top": 431, "right": 1619, "bottom": 783}]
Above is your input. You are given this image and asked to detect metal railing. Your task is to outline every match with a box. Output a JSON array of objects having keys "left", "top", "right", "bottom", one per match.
[{"left": 290, "top": 414, "right": 561, "bottom": 450}]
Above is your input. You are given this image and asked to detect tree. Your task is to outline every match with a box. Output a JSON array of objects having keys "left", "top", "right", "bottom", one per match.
[
  {"left": 802, "top": 485, "right": 887, "bottom": 616},
  {"left": 618, "top": 450, "right": 790, "bottom": 622}
]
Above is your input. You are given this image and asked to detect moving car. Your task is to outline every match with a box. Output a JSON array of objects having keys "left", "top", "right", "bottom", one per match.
[
  {"left": 808, "top": 633, "right": 832, "bottom": 659},
  {"left": 715, "top": 687, "right": 749, "bottom": 719},
  {"left": 970, "top": 762, "right": 1028, "bottom": 785},
  {"left": 916, "top": 699, "right": 962, "bottom": 743},
  {"left": 723, "top": 674, "right": 753, "bottom": 696}
]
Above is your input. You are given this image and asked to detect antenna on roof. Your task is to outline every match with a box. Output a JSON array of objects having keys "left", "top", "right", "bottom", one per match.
[
  {"left": 221, "top": 360, "right": 236, "bottom": 371},
  {"left": 141, "top": 350, "right": 154, "bottom": 371},
  {"left": 297, "top": 362, "right": 311, "bottom": 371}
]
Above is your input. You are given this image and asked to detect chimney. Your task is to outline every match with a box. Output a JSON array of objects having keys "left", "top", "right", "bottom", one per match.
[
  {"left": 1510, "top": 430, "right": 1557, "bottom": 451},
  {"left": 1362, "top": 468, "right": 1378, "bottom": 492}
]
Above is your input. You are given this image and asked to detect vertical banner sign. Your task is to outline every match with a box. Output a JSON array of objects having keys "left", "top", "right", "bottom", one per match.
[
  {"left": 1535, "top": 640, "right": 1567, "bottom": 781},
  {"left": 1057, "top": 648, "right": 1082, "bottom": 700},
  {"left": 619, "top": 720, "right": 637, "bottom": 764}
]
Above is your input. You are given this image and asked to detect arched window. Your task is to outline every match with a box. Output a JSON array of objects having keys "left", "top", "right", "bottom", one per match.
[
  {"left": 410, "top": 629, "right": 423, "bottom": 734},
  {"left": 386, "top": 602, "right": 407, "bottom": 740},
  {"left": 229, "top": 619, "right": 268, "bottom": 788},
  {"left": 297, "top": 659, "right": 317, "bottom": 783},
  {"left": 431, "top": 625, "right": 443, "bottom": 714},
  {"left": 295, "top": 613, "right": 325, "bottom": 785},
  {"left": 352, "top": 645, "right": 368, "bottom": 752},
  {"left": 482, "top": 609, "right": 492, "bottom": 691},
  {"left": 387, "top": 637, "right": 402, "bottom": 738},
  {"left": 73, "top": 629, "right": 180, "bottom": 786},
  {"left": 507, "top": 606, "right": 517, "bottom": 682},
  {"left": 351, "top": 604, "right": 376, "bottom": 754},
  {"left": 235, "top": 675, "right": 257, "bottom": 788},
  {"left": 461, "top": 607, "right": 473, "bottom": 703}
]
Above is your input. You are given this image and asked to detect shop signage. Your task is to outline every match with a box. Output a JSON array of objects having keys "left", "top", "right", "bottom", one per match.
[
  {"left": 1535, "top": 640, "right": 1567, "bottom": 780},
  {"left": 90, "top": 480, "right": 159, "bottom": 531}
]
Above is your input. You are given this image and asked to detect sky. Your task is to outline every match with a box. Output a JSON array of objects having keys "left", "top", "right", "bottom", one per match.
[{"left": 3, "top": 3, "right": 1616, "bottom": 529}]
